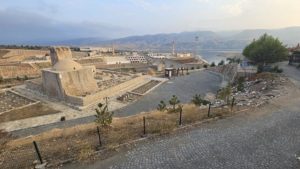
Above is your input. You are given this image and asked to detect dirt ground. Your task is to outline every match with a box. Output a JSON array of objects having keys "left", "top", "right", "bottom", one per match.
[{"left": 0, "top": 103, "right": 60, "bottom": 123}]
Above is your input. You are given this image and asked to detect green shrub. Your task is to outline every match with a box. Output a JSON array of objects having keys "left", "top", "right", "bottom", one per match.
[
  {"left": 210, "top": 62, "right": 216, "bottom": 67},
  {"left": 272, "top": 65, "right": 283, "bottom": 73},
  {"left": 157, "top": 100, "right": 166, "bottom": 112},
  {"left": 191, "top": 94, "right": 210, "bottom": 106},
  {"left": 95, "top": 103, "right": 114, "bottom": 127},
  {"left": 169, "top": 95, "right": 180, "bottom": 112}
]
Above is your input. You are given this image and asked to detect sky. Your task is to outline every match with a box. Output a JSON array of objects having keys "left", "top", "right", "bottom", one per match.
[{"left": 0, "top": 0, "right": 300, "bottom": 43}]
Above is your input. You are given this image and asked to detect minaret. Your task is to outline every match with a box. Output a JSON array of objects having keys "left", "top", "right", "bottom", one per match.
[
  {"left": 112, "top": 43, "right": 115, "bottom": 56},
  {"left": 172, "top": 40, "right": 176, "bottom": 57}
]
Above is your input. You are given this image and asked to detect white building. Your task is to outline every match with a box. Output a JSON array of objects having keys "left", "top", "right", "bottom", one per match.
[
  {"left": 80, "top": 47, "right": 113, "bottom": 53},
  {"left": 126, "top": 55, "right": 147, "bottom": 64},
  {"left": 103, "top": 56, "right": 130, "bottom": 65}
]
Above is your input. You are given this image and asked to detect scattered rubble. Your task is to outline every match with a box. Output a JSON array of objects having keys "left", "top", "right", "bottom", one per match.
[{"left": 214, "top": 73, "right": 289, "bottom": 107}]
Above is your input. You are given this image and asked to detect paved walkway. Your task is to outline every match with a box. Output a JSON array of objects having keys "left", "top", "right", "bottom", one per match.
[{"left": 65, "top": 107, "right": 300, "bottom": 169}]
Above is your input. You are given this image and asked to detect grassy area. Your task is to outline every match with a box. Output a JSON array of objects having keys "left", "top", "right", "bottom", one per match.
[{"left": 0, "top": 104, "right": 246, "bottom": 169}]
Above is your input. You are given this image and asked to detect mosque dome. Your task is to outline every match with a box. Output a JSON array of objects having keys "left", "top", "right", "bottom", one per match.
[{"left": 52, "top": 59, "right": 82, "bottom": 71}]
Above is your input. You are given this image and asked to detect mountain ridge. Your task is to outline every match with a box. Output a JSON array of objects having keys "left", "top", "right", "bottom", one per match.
[{"left": 28, "top": 26, "right": 300, "bottom": 50}]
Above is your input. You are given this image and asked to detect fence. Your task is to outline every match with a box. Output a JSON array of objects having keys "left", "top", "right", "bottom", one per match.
[{"left": 0, "top": 103, "right": 247, "bottom": 169}]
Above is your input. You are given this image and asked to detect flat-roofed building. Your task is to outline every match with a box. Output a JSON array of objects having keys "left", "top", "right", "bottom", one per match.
[
  {"left": 126, "top": 55, "right": 147, "bottom": 64},
  {"left": 103, "top": 56, "right": 130, "bottom": 65}
]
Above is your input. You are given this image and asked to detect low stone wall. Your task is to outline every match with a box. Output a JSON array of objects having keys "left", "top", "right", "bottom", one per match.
[
  {"left": 0, "top": 63, "right": 40, "bottom": 79},
  {"left": 208, "top": 64, "right": 238, "bottom": 83}
]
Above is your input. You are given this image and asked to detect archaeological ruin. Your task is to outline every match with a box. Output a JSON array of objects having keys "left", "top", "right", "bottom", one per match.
[{"left": 25, "top": 47, "right": 156, "bottom": 109}]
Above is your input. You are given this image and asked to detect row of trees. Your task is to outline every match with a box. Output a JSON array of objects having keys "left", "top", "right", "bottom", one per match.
[
  {"left": 157, "top": 94, "right": 211, "bottom": 113},
  {"left": 94, "top": 93, "right": 215, "bottom": 127}
]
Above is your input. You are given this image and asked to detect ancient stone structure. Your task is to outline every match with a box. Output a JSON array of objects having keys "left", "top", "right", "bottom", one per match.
[
  {"left": 25, "top": 46, "right": 150, "bottom": 109},
  {"left": 42, "top": 47, "right": 98, "bottom": 99}
]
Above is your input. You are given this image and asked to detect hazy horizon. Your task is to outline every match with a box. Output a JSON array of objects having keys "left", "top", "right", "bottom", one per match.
[{"left": 1, "top": 0, "right": 300, "bottom": 43}]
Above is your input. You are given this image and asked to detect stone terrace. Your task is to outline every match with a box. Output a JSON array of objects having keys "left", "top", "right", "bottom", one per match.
[{"left": 0, "top": 91, "right": 37, "bottom": 114}]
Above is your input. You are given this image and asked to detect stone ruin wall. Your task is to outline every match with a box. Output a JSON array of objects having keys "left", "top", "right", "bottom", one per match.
[
  {"left": 2, "top": 49, "right": 49, "bottom": 59},
  {"left": 65, "top": 75, "right": 150, "bottom": 107},
  {"left": 0, "top": 63, "right": 40, "bottom": 79},
  {"left": 59, "top": 66, "right": 98, "bottom": 96},
  {"left": 41, "top": 70, "right": 65, "bottom": 100},
  {"left": 50, "top": 47, "right": 72, "bottom": 65}
]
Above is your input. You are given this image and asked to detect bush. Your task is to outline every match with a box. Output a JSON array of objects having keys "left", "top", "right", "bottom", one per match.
[
  {"left": 0, "top": 76, "right": 3, "bottom": 83},
  {"left": 196, "top": 66, "right": 200, "bottom": 69},
  {"left": 191, "top": 94, "right": 210, "bottom": 106},
  {"left": 191, "top": 94, "right": 202, "bottom": 106},
  {"left": 210, "top": 62, "right": 216, "bottom": 67},
  {"left": 297, "top": 64, "right": 300, "bottom": 69},
  {"left": 16, "top": 76, "right": 21, "bottom": 81},
  {"left": 191, "top": 67, "right": 194, "bottom": 70},
  {"left": 272, "top": 65, "right": 283, "bottom": 73},
  {"left": 24, "top": 75, "right": 29, "bottom": 80},
  {"left": 203, "top": 64, "right": 208, "bottom": 68}
]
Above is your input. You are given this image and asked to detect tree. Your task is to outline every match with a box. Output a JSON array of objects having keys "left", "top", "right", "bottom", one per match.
[
  {"left": 218, "top": 60, "right": 225, "bottom": 66},
  {"left": 169, "top": 95, "right": 180, "bottom": 111},
  {"left": 157, "top": 100, "right": 166, "bottom": 111},
  {"left": 243, "top": 34, "right": 288, "bottom": 64},
  {"left": 218, "top": 85, "right": 232, "bottom": 104},
  {"left": 210, "top": 62, "right": 216, "bottom": 67},
  {"left": 95, "top": 103, "right": 113, "bottom": 127},
  {"left": 227, "top": 57, "right": 241, "bottom": 64}
]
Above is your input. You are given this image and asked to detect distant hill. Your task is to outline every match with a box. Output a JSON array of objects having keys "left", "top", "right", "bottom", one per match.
[
  {"left": 34, "top": 26, "right": 300, "bottom": 50},
  {"left": 228, "top": 27, "right": 300, "bottom": 44}
]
